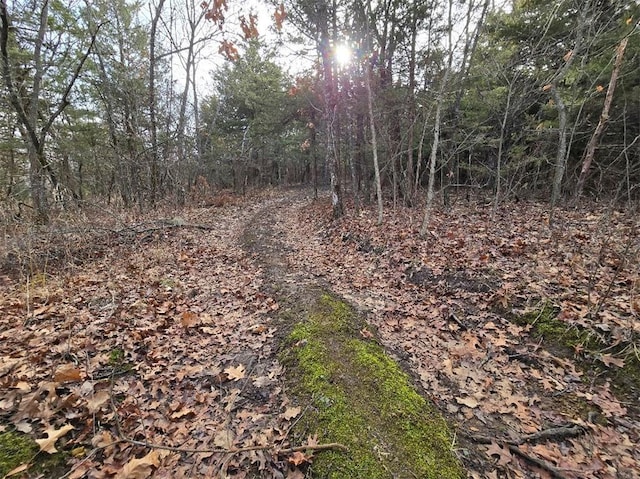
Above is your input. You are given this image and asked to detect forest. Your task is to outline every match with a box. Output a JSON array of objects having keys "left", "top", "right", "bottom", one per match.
[
  {"left": 0, "top": 0, "right": 638, "bottom": 219},
  {"left": 0, "top": 0, "right": 639, "bottom": 478}
]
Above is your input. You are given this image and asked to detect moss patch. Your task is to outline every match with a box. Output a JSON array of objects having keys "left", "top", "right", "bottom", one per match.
[
  {"left": 0, "top": 429, "right": 68, "bottom": 478},
  {"left": 0, "top": 429, "right": 38, "bottom": 477},
  {"left": 513, "top": 302, "right": 640, "bottom": 415},
  {"left": 282, "top": 294, "right": 464, "bottom": 479}
]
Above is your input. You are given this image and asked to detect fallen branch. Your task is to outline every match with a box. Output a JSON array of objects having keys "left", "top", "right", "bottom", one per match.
[
  {"left": 516, "top": 424, "right": 584, "bottom": 445},
  {"left": 462, "top": 422, "right": 584, "bottom": 446},
  {"left": 461, "top": 423, "right": 586, "bottom": 479},
  {"left": 507, "top": 444, "right": 573, "bottom": 479}
]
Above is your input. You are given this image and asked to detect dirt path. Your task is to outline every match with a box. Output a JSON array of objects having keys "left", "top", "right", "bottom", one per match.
[{"left": 241, "top": 189, "right": 463, "bottom": 478}]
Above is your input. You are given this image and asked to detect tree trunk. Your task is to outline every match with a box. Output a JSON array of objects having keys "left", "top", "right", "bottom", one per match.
[
  {"left": 419, "top": 68, "right": 449, "bottom": 237},
  {"left": 492, "top": 79, "right": 514, "bottom": 218},
  {"left": 149, "top": 0, "right": 165, "bottom": 204},
  {"left": 405, "top": 1, "right": 418, "bottom": 205},
  {"left": 365, "top": 61, "right": 383, "bottom": 225},
  {"left": 420, "top": 0, "right": 454, "bottom": 237},
  {"left": 549, "top": 0, "right": 591, "bottom": 222},
  {"left": 319, "top": 0, "right": 343, "bottom": 218},
  {"left": 575, "top": 37, "right": 628, "bottom": 199}
]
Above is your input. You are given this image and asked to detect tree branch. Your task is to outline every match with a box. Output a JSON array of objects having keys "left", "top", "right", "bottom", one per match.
[{"left": 40, "top": 22, "right": 106, "bottom": 141}]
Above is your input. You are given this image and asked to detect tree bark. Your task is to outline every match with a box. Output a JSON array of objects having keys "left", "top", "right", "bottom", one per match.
[
  {"left": 549, "top": 0, "right": 591, "bottom": 222},
  {"left": 1, "top": 0, "right": 100, "bottom": 220},
  {"left": 365, "top": 60, "right": 383, "bottom": 225},
  {"left": 149, "top": 0, "right": 166, "bottom": 204},
  {"left": 575, "top": 37, "right": 628, "bottom": 199},
  {"left": 419, "top": 0, "right": 453, "bottom": 237},
  {"left": 318, "top": 0, "right": 343, "bottom": 218},
  {"left": 492, "top": 78, "right": 514, "bottom": 218},
  {"left": 419, "top": 68, "right": 449, "bottom": 237}
]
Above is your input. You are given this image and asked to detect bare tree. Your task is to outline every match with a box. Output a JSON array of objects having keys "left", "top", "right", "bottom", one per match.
[{"left": 575, "top": 36, "right": 629, "bottom": 199}]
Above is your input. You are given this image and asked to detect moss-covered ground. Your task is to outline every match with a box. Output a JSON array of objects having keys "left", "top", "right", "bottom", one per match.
[
  {"left": 513, "top": 302, "right": 640, "bottom": 414},
  {"left": 0, "top": 429, "right": 67, "bottom": 478},
  {"left": 281, "top": 293, "right": 464, "bottom": 479}
]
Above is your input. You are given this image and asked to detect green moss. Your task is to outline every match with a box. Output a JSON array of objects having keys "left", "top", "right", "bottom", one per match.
[
  {"left": 514, "top": 302, "right": 640, "bottom": 415},
  {"left": 514, "top": 303, "right": 600, "bottom": 350},
  {"left": 282, "top": 294, "right": 464, "bottom": 479},
  {"left": 0, "top": 430, "right": 38, "bottom": 477},
  {"left": 0, "top": 429, "right": 68, "bottom": 478}
]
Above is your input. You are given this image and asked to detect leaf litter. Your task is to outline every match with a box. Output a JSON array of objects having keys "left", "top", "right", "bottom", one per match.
[
  {"left": 1, "top": 189, "right": 638, "bottom": 478},
  {"left": 0, "top": 191, "right": 308, "bottom": 478}
]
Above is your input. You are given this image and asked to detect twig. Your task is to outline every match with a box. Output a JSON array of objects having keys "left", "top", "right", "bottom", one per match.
[
  {"left": 515, "top": 423, "right": 585, "bottom": 445},
  {"left": 105, "top": 373, "right": 347, "bottom": 455},
  {"left": 462, "top": 422, "right": 584, "bottom": 446},
  {"left": 462, "top": 423, "right": 586, "bottom": 479},
  {"left": 507, "top": 444, "right": 572, "bottom": 479}
]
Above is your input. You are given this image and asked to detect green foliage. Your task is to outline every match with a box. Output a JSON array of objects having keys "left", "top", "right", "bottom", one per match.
[
  {"left": 200, "top": 40, "right": 308, "bottom": 189},
  {"left": 457, "top": 0, "right": 640, "bottom": 197}
]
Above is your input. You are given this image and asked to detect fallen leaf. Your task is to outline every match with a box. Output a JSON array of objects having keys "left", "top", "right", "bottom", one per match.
[
  {"left": 286, "top": 469, "right": 305, "bottom": 479},
  {"left": 360, "top": 328, "right": 373, "bottom": 339},
  {"left": 224, "top": 364, "right": 245, "bottom": 381},
  {"left": 598, "top": 354, "right": 625, "bottom": 368},
  {"left": 15, "top": 421, "right": 32, "bottom": 433},
  {"left": 87, "top": 390, "right": 111, "bottom": 413},
  {"left": 5, "top": 463, "right": 30, "bottom": 477},
  {"left": 180, "top": 311, "right": 199, "bottom": 327},
  {"left": 306, "top": 433, "right": 319, "bottom": 448},
  {"left": 283, "top": 406, "right": 301, "bottom": 420},
  {"left": 116, "top": 450, "right": 161, "bottom": 479},
  {"left": 249, "top": 324, "right": 267, "bottom": 334},
  {"left": 36, "top": 424, "right": 74, "bottom": 453},
  {"left": 455, "top": 396, "right": 478, "bottom": 408},
  {"left": 12, "top": 381, "right": 31, "bottom": 392},
  {"left": 287, "top": 451, "right": 310, "bottom": 466},
  {"left": 54, "top": 365, "right": 83, "bottom": 383},
  {"left": 213, "top": 429, "right": 234, "bottom": 449},
  {"left": 486, "top": 441, "right": 512, "bottom": 466}
]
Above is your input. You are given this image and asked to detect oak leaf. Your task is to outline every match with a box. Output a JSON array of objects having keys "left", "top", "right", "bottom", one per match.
[
  {"left": 116, "top": 450, "right": 161, "bottom": 479},
  {"left": 224, "top": 364, "right": 245, "bottom": 381},
  {"left": 455, "top": 396, "right": 478, "bottom": 408},
  {"left": 283, "top": 406, "right": 301, "bottom": 420},
  {"left": 598, "top": 354, "right": 624, "bottom": 368},
  {"left": 54, "top": 365, "right": 83, "bottom": 383},
  {"left": 287, "top": 451, "right": 310, "bottom": 466},
  {"left": 180, "top": 311, "right": 199, "bottom": 327},
  {"left": 87, "top": 390, "right": 110, "bottom": 413},
  {"left": 213, "top": 429, "right": 234, "bottom": 449},
  {"left": 36, "top": 424, "right": 74, "bottom": 453},
  {"left": 486, "top": 441, "right": 512, "bottom": 466}
]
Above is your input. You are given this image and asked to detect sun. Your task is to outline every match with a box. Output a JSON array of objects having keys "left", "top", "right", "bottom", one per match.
[{"left": 334, "top": 43, "right": 352, "bottom": 67}]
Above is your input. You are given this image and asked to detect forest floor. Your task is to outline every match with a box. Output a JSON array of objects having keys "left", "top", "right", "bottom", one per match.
[{"left": 0, "top": 187, "right": 639, "bottom": 479}]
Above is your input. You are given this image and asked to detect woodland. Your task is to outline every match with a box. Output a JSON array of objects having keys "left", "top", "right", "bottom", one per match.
[{"left": 0, "top": 0, "right": 639, "bottom": 478}]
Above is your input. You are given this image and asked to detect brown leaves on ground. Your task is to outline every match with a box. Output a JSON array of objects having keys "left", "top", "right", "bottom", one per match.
[
  {"left": 279, "top": 193, "right": 639, "bottom": 479},
  {"left": 0, "top": 190, "right": 304, "bottom": 478},
  {"left": 36, "top": 424, "right": 74, "bottom": 453},
  {"left": 1, "top": 189, "right": 638, "bottom": 478}
]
